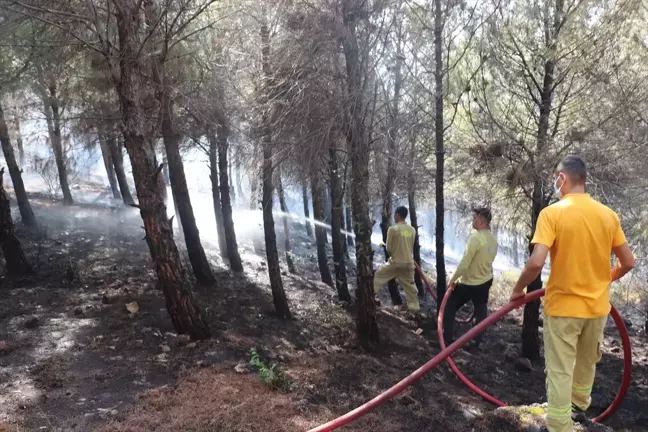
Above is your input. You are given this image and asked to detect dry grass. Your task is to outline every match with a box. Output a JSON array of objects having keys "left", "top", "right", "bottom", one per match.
[
  {"left": 99, "top": 367, "right": 324, "bottom": 432},
  {"left": 98, "top": 361, "right": 407, "bottom": 432}
]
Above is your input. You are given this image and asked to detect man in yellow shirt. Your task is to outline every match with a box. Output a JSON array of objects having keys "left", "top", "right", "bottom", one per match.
[
  {"left": 510, "top": 155, "right": 635, "bottom": 432},
  {"left": 443, "top": 207, "right": 498, "bottom": 349},
  {"left": 374, "top": 206, "right": 419, "bottom": 312}
]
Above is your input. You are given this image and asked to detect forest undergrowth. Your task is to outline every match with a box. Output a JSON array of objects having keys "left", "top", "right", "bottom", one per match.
[{"left": 0, "top": 196, "right": 647, "bottom": 432}]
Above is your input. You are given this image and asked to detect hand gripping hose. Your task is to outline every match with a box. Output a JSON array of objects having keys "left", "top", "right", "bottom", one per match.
[
  {"left": 307, "top": 287, "right": 632, "bottom": 432},
  {"left": 437, "top": 284, "right": 632, "bottom": 424}
]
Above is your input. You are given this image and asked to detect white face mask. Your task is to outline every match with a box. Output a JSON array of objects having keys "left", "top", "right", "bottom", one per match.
[{"left": 553, "top": 175, "right": 565, "bottom": 198}]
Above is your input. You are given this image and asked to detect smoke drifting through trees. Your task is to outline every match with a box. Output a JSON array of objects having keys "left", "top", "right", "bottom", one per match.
[{"left": 0, "top": 0, "right": 645, "bottom": 354}]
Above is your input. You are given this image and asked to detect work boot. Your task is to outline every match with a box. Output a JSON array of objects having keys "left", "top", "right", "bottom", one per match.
[{"left": 571, "top": 404, "right": 588, "bottom": 423}]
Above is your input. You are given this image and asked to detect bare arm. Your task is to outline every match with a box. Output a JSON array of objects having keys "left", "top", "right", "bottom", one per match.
[
  {"left": 511, "top": 244, "right": 549, "bottom": 299},
  {"left": 611, "top": 243, "right": 635, "bottom": 282}
]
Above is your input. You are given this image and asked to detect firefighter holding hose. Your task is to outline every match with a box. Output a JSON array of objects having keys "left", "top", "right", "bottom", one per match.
[
  {"left": 443, "top": 207, "right": 498, "bottom": 350},
  {"left": 509, "top": 155, "right": 635, "bottom": 432},
  {"left": 374, "top": 206, "right": 420, "bottom": 313}
]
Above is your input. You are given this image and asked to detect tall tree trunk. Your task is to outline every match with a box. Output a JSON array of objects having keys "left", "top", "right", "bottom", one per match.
[
  {"left": 342, "top": 207, "right": 349, "bottom": 257},
  {"left": 408, "top": 169, "right": 424, "bottom": 298},
  {"left": 235, "top": 153, "right": 244, "bottom": 204},
  {"left": 12, "top": 112, "right": 24, "bottom": 169},
  {"left": 162, "top": 154, "right": 171, "bottom": 186},
  {"left": 345, "top": 196, "right": 354, "bottom": 247},
  {"left": 250, "top": 142, "right": 259, "bottom": 211},
  {"left": 228, "top": 147, "right": 235, "bottom": 205},
  {"left": 380, "top": 16, "right": 405, "bottom": 306},
  {"left": 277, "top": 167, "right": 296, "bottom": 273},
  {"left": 341, "top": 0, "right": 379, "bottom": 347},
  {"left": 0, "top": 169, "right": 31, "bottom": 275},
  {"left": 302, "top": 181, "right": 313, "bottom": 237},
  {"left": 43, "top": 84, "right": 73, "bottom": 205},
  {"left": 158, "top": 72, "right": 214, "bottom": 285},
  {"left": 113, "top": 1, "right": 209, "bottom": 339},
  {"left": 512, "top": 233, "right": 520, "bottom": 268},
  {"left": 208, "top": 133, "right": 228, "bottom": 254},
  {"left": 99, "top": 135, "right": 122, "bottom": 200},
  {"left": 521, "top": 0, "right": 562, "bottom": 360},
  {"left": 0, "top": 103, "right": 35, "bottom": 226},
  {"left": 216, "top": 124, "right": 244, "bottom": 272},
  {"left": 108, "top": 136, "right": 136, "bottom": 205},
  {"left": 323, "top": 188, "right": 331, "bottom": 245},
  {"left": 312, "top": 172, "right": 334, "bottom": 286},
  {"left": 434, "top": 0, "right": 447, "bottom": 310},
  {"left": 523, "top": 184, "right": 546, "bottom": 359},
  {"left": 261, "top": 22, "right": 291, "bottom": 319},
  {"left": 329, "top": 145, "right": 350, "bottom": 301}
]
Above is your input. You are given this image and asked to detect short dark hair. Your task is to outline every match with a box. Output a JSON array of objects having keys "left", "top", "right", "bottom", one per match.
[
  {"left": 473, "top": 207, "right": 492, "bottom": 225},
  {"left": 555, "top": 155, "right": 586, "bottom": 184},
  {"left": 395, "top": 206, "right": 408, "bottom": 219}
]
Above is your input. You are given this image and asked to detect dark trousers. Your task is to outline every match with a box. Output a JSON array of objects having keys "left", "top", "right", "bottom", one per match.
[{"left": 443, "top": 279, "right": 493, "bottom": 346}]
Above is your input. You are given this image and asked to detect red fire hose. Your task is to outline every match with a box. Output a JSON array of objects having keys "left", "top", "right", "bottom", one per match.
[
  {"left": 307, "top": 286, "right": 632, "bottom": 432},
  {"left": 413, "top": 261, "right": 473, "bottom": 323}
]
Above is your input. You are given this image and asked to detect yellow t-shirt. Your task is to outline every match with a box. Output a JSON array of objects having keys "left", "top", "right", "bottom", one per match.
[
  {"left": 532, "top": 193, "right": 627, "bottom": 318},
  {"left": 450, "top": 230, "right": 498, "bottom": 286}
]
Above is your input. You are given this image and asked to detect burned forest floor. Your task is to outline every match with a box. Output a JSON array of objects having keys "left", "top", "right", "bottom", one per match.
[{"left": 1, "top": 192, "right": 648, "bottom": 432}]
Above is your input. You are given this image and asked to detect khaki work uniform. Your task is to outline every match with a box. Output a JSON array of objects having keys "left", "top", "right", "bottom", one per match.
[
  {"left": 374, "top": 222, "right": 419, "bottom": 311},
  {"left": 532, "top": 193, "right": 627, "bottom": 432}
]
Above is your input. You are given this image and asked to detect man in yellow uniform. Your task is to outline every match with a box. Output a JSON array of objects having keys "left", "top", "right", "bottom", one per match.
[
  {"left": 374, "top": 206, "right": 419, "bottom": 312},
  {"left": 443, "top": 207, "right": 498, "bottom": 349},
  {"left": 510, "top": 155, "right": 635, "bottom": 432}
]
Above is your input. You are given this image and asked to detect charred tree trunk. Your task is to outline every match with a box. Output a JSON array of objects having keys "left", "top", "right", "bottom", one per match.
[
  {"left": 345, "top": 196, "right": 354, "bottom": 247},
  {"left": 0, "top": 169, "right": 31, "bottom": 275},
  {"left": 380, "top": 17, "right": 405, "bottom": 306},
  {"left": 162, "top": 154, "right": 171, "bottom": 186},
  {"left": 323, "top": 188, "right": 331, "bottom": 245},
  {"left": 341, "top": 0, "right": 379, "bottom": 347},
  {"left": 113, "top": 1, "right": 209, "bottom": 339},
  {"left": 43, "top": 84, "right": 74, "bottom": 205},
  {"left": 228, "top": 147, "right": 235, "bottom": 204},
  {"left": 0, "top": 103, "right": 35, "bottom": 226},
  {"left": 108, "top": 136, "right": 136, "bottom": 205},
  {"left": 12, "top": 112, "right": 24, "bottom": 169},
  {"left": 521, "top": 0, "right": 562, "bottom": 360},
  {"left": 342, "top": 207, "right": 349, "bottom": 257},
  {"left": 408, "top": 138, "right": 423, "bottom": 296},
  {"left": 512, "top": 233, "right": 520, "bottom": 268},
  {"left": 302, "top": 181, "right": 313, "bottom": 237},
  {"left": 216, "top": 124, "right": 244, "bottom": 272},
  {"left": 235, "top": 153, "right": 244, "bottom": 204},
  {"left": 99, "top": 135, "right": 122, "bottom": 200},
  {"left": 311, "top": 172, "right": 334, "bottom": 287},
  {"left": 408, "top": 173, "right": 424, "bottom": 298},
  {"left": 208, "top": 133, "right": 228, "bottom": 255},
  {"left": 261, "top": 22, "right": 291, "bottom": 319},
  {"left": 277, "top": 167, "right": 295, "bottom": 274},
  {"left": 158, "top": 74, "right": 214, "bottom": 285},
  {"left": 329, "top": 145, "right": 350, "bottom": 301},
  {"left": 523, "top": 182, "right": 547, "bottom": 359},
  {"left": 434, "top": 0, "right": 447, "bottom": 310}
]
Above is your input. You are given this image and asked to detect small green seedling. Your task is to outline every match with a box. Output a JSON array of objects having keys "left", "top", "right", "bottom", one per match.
[{"left": 248, "top": 348, "right": 292, "bottom": 392}]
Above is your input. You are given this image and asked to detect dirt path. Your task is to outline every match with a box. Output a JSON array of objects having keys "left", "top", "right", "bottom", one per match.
[{"left": 1, "top": 198, "right": 647, "bottom": 431}]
